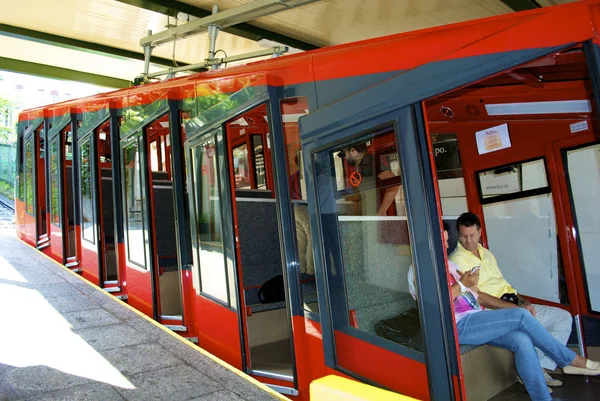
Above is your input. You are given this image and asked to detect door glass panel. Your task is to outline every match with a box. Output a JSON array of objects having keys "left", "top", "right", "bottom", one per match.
[
  {"left": 25, "top": 138, "right": 34, "bottom": 215},
  {"left": 317, "top": 125, "right": 422, "bottom": 354},
  {"left": 50, "top": 139, "right": 60, "bottom": 226},
  {"left": 566, "top": 143, "right": 600, "bottom": 311},
  {"left": 192, "top": 137, "right": 229, "bottom": 304},
  {"left": 81, "top": 139, "right": 95, "bottom": 244},
  {"left": 281, "top": 98, "right": 316, "bottom": 312},
  {"left": 478, "top": 159, "right": 564, "bottom": 303},
  {"left": 123, "top": 140, "right": 147, "bottom": 267},
  {"left": 232, "top": 144, "right": 250, "bottom": 189},
  {"left": 17, "top": 135, "right": 24, "bottom": 201},
  {"left": 252, "top": 135, "right": 267, "bottom": 189}
]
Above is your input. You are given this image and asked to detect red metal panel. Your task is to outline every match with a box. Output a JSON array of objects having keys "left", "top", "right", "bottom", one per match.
[
  {"left": 126, "top": 263, "right": 154, "bottom": 318},
  {"left": 334, "top": 330, "right": 430, "bottom": 401},
  {"left": 195, "top": 296, "right": 243, "bottom": 370}
]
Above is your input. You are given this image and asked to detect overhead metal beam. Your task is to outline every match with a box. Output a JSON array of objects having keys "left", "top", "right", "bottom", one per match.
[
  {"left": 0, "top": 56, "right": 131, "bottom": 89},
  {"left": 140, "top": 0, "right": 319, "bottom": 47},
  {"left": 500, "top": 0, "right": 541, "bottom": 12},
  {"left": 116, "top": 0, "right": 319, "bottom": 51},
  {"left": 0, "top": 24, "right": 187, "bottom": 68}
]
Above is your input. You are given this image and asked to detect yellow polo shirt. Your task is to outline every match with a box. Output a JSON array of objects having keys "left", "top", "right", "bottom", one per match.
[{"left": 449, "top": 242, "right": 517, "bottom": 298}]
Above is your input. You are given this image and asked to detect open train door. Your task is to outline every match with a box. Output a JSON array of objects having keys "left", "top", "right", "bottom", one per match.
[
  {"left": 119, "top": 97, "right": 188, "bottom": 326},
  {"left": 46, "top": 113, "right": 74, "bottom": 265},
  {"left": 18, "top": 117, "right": 47, "bottom": 249},
  {"left": 300, "top": 102, "right": 459, "bottom": 399},
  {"left": 184, "top": 74, "right": 300, "bottom": 396}
]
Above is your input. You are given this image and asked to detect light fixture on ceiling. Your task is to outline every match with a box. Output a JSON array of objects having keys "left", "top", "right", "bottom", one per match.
[{"left": 485, "top": 100, "right": 592, "bottom": 116}]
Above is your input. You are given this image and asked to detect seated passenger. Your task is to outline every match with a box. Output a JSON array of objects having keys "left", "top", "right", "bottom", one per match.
[
  {"left": 440, "top": 223, "right": 600, "bottom": 401},
  {"left": 450, "top": 212, "right": 572, "bottom": 388}
]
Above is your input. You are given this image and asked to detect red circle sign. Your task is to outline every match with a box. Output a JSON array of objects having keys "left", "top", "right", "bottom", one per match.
[{"left": 350, "top": 171, "right": 362, "bottom": 187}]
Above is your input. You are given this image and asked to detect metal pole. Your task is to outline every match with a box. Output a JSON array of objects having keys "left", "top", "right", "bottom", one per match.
[
  {"left": 207, "top": 5, "right": 220, "bottom": 69},
  {"left": 143, "top": 29, "right": 153, "bottom": 76}
]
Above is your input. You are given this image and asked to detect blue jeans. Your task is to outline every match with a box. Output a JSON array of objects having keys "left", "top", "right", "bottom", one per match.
[{"left": 457, "top": 308, "right": 576, "bottom": 401}]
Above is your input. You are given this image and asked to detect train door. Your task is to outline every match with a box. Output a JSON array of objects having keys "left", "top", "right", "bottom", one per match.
[
  {"left": 225, "top": 103, "right": 300, "bottom": 393},
  {"left": 145, "top": 114, "right": 186, "bottom": 329},
  {"left": 63, "top": 126, "right": 79, "bottom": 269},
  {"left": 301, "top": 105, "right": 457, "bottom": 400},
  {"left": 47, "top": 121, "right": 67, "bottom": 263},
  {"left": 121, "top": 127, "right": 156, "bottom": 317},
  {"left": 120, "top": 108, "right": 185, "bottom": 323},
  {"left": 22, "top": 125, "right": 39, "bottom": 245},
  {"left": 35, "top": 124, "right": 49, "bottom": 250},
  {"left": 78, "top": 129, "right": 103, "bottom": 285},
  {"left": 184, "top": 89, "right": 300, "bottom": 395}
]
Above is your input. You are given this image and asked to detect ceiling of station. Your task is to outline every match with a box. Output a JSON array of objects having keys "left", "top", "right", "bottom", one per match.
[{"left": 0, "top": 0, "right": 580, "bottom": 88}]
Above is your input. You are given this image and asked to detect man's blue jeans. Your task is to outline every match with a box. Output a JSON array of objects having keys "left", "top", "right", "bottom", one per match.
[{"left": 457, "top": 308, "right": 576, "bottom": 401}]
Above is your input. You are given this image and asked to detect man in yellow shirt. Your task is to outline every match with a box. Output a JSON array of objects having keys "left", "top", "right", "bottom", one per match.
[{"left": 449, "top": 212, "right": 572, "bottom": 388}]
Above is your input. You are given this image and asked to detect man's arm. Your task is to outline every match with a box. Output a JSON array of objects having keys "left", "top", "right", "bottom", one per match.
[
  {"left": 477, "top": 292, "right": 519, "bottom": 310},
  {"left": 478, "top": 291, "right": 536, "bottom": 317},
  {"left": 377, "top": 170, "right": 399, "bottom": 216}
]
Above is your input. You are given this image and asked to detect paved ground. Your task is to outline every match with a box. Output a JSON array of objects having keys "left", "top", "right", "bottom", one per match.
[{"left": 0, "top": 203, "right": 283, "bottom": 401}]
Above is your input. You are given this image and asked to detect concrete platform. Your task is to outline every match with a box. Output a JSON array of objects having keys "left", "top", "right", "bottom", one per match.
[{"left": 0, "top": 204, "right": 285, "bottom": 401}]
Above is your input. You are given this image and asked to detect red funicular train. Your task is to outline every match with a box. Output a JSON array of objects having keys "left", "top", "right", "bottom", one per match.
[{"left": 15, "top": 1, "right": 600, "bottom": 399}]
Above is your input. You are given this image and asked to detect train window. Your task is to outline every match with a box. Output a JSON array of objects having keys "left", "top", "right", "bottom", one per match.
[
  {"left": 191, "top": 137, "right": 229, "bottom": 304},
  {"left": 478, "top": 159, "right": 548, "bottom": 200},
  {"left": 49, "top": 138, "right": 60, "bottom": 227},
  {"left": 81, "top": 138, "right": 95, "bottom": 244},
  {"left": 251, "top": 135, "right": 267, "bottom": 189},
  {"left": 431, "top": 132, "right": 467, "bottom": 217},
  {"left": 478, "top": 159, "right": 563, "bottom": 304},
  {"left": 17, "top": 135, "right": 24, "bottom": 201},
  {"left": 316, "top": 126, "right": 423, "bottom": 354},
  {"left": 98, "top": 129, "right": 111, "bottom": 163},
  {"left": 25, "top": 137, "right": 34, "bottom": 215},
  {"left": 123, "top": 140, "right": 148, "bottom": 267},
  {"left": 232, "top": 144, "right": 251, "bottom": 189},
  {"left": 65, "top": 131, "right": 73, "bottom": 161},
  {"left": 281, "top": 97, "right": 316, "bottom": 312}
]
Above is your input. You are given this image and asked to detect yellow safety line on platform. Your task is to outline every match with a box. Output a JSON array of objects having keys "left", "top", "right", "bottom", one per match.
[
  {"left": 37, "top": 250, "right": 290, "bottom": 401},
  {"left": 311, "top": 375, "right": 421, "bottom": 401}
]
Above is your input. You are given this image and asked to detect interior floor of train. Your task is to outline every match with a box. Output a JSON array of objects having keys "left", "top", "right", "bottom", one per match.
[
  {"left": 489, "top": 373, "right": 600, "bottom": 401},
  {"left": 0, "top": 202, "right": 282, "bottom": 401}
]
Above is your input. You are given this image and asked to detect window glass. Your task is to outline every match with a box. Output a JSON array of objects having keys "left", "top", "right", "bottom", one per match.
[
  {"left": 431, "top": 132, "right": 467, "bottom": 217},
  {"left": 98, "top": 129, "right": 111, "bottom": 163},
  {"left": 81, "top": 139, "right": 95, "bottom": 243},
  {"left": 281, "top": 98, "right": 316, "bottom": 312},
  {"left": 150, "top": 139, "right": 159, "bottom": 171},
  {"left": 50, "top": 139, "right": 60, "bottom": 226},
  {"left": 483, "top": 193, "right": 562, "bottom": 303},
  {"left": 192, "top": 137, "right": 229, "bottom": 304},
  {"left": 124, "top": 140, "right": 147, "bottom": 267},
  {"left": 252, "top": 135, "right": 267, "bottom": 189},
  {"left": 65, "top": 131, "right": 73, "bottom": 161},
  {"left": 25, "top": 138, "right": 34, "bottom": 215},
  {"left": 316, "top": 126, "right": 423, "bottom": 354},
  {"left": 566, "top": 144, "right": 600, "bottom": 311},
  {"left": 478, "top": 159, "right": 548, "bottom": 200},
  {"left": 17, "top": 136, "right": 24, "bottom": 201},
  {"left": 233, "top": 144, "right": 250, "bottom": 189}
]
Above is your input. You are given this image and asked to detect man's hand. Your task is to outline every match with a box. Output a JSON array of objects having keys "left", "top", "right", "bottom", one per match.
[
  {"left": 460, "top": 270, "right": 479, "bottom": 288},
  {"left": 520, "top": 298, "right": 536, "bottom": 317}
]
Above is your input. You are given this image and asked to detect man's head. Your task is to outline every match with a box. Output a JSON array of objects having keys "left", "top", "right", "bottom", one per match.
[
  {"left": 341, "top": 142, "right": 368, "bottom": 166},
  {"left": 456, "top": 212, "right": 481, "bottom": 252}
]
